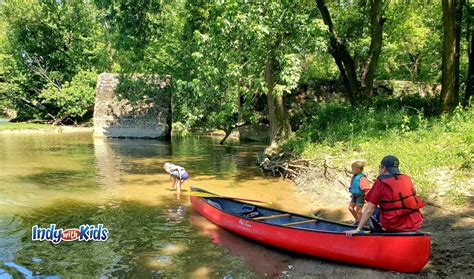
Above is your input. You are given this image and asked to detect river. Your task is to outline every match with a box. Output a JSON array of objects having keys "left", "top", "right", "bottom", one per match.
[{"left": 0, "top": 132, "right": 318, "bottom": 278}]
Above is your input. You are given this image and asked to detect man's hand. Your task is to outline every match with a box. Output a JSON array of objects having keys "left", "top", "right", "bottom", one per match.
[
  {"left": 345, "top": 229, "right": 359, "bottom": 239},
  {"left": 345, "top": 228, "right": 370, "bottom": 238}
]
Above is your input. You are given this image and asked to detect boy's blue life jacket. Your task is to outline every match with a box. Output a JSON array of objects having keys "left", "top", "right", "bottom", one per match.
[{"left": 349, "top": 173, "right": 366, "bottom": 195}]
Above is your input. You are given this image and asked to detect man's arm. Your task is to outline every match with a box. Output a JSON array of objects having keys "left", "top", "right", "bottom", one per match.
[{"left": 345, "top": 202, "right": 376, "bottom": 238}]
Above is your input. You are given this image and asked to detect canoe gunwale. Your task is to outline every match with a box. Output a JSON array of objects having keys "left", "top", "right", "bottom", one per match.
[
  {"left": 190, "top": 186, "right": 431, "bottom": 237},
  {"left": 190, "top": 186, "right": 432, "bottom": 272}
]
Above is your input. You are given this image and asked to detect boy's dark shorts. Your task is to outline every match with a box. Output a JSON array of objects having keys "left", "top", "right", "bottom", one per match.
[{"left": 350, "top": 194, "right": 365, "bottom": 205}]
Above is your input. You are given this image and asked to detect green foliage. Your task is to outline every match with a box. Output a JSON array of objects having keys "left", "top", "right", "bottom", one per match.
[
  {"left": 0, "top": 0, "right": 110, "bottom": 121},
  {"left": 289, "top": 95, "right": 440, "bottom": 146},
  {"left": 172, "top": 0, "right": 324, "bottom": 134},
  {"left": 171, "top": 121, "right": 190, "bottom": 136},
  {"left": 378, "top": 2, "right": 443, "bottom": 82},
  {"left": 0, "top": 13, "right": 24, "bottom": 114},
  {"left": 299, "top": 1, "right": 444, "bottom": 84},
  {"left": 284, "top": 100, "right": 474, "bottom": 204},
  {"left": 115, "top": 74, "right": 171, "bottom": 103},
  {"left": 95, "top": 0, "right": 163, "bottom": 67},
  {"left": 0, "top": 0, "right": 470, "bottom": 130},
  {"left": 300, "top": 53, "right": 340, "bottom": 84},
  {"left": 39, "top": 70, "right": 97, "bottom": 122}
]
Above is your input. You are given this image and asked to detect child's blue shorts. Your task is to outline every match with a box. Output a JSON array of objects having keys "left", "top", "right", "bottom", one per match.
[{"left": 171, "top": 170, "right": 189, "bottom": 180}]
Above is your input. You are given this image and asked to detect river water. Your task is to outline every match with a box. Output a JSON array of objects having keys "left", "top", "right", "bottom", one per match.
[{"left": 0, "top": 132, "right": 318, "bottom": 278}]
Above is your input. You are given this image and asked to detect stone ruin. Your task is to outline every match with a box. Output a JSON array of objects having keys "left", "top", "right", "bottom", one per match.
[{"left": 93, "top": 73, "right": 172, "bottom": 139}]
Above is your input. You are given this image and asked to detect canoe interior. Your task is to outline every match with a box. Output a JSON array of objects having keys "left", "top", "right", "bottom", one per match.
[
  {"left": 205, "top": 196, "right": 354, "bottom": 232},
  {"left": 194, "top": 188, "right": 430, "bottom": 236}
]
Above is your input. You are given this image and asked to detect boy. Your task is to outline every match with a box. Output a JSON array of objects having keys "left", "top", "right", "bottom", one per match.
[
  {"left": 348, "top": 161, "right": 371, "bottom": 225},
  {"left": 163, "top": 163, "right": 189, "bottom": 192}
]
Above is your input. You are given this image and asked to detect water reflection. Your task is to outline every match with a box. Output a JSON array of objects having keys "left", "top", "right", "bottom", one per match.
[
  {"left": 1, "top": 199, "right": 259, "bottom": 277},
  {"left": 189, "top": 210, "right": 293, "bottom": 278},
  {"left": 0, "top": 133, "right": 317, "bottom": 277}
]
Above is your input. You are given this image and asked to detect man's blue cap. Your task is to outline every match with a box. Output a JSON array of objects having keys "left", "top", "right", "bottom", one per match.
[{"left": 381, "top": 155, "right": 401, "bottom": 175}]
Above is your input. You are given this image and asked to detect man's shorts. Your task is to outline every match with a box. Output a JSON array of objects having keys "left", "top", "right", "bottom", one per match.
[
  {"left": 171, "top": 170, "right": 189, "bottom": 180},
  {"left": 369, "top": 207, "right": 384, "bottom": 231},
  {"left": 350, "top": 194, "right": 365, "bottom": 205}
]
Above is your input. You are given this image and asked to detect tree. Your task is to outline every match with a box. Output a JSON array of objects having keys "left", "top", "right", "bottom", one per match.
[
  {"left": 315, "top": 0, "right": 387, "bottom": 102},
  {"left": 465, "top": 37, "right": 474, "bottom": 106},
  {"left": 95, "top": 0, "right": 163, "bottom": 70},
  {"left": 234, "top": 1, "right": 319, "bottom": 147},
  {"left": 173, "top": 1, "right": 321, "bottom": 146},
  {"left": 0, "top": 16, "right": 19, "bottom": 115},
  {"left": 465, "top": 1, "right": 474, "bottom": 106},
  {"left": 360, "top": 0, "right": 386, "bottom": 98},
  {"left": 1, "top": 0, "right": 110, "bottom": 121},
  {"left": 440, "top": 0, "right": 464, "bottom": 113},
  {"left": 377, "top": 2, "right": 442, "bottom": 82},
  {"left": 265, "top": 54, "right": 292, "bottom": 146},
  {"left": 316, "top": 0, "right": 360, "bottom": 104}
]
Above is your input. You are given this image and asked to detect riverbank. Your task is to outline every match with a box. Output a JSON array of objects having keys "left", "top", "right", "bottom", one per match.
[
  {"left": 1, "top": 111, "right": 472, "bottom": 276},
  {"left": 280, "top": 192, "right": 473, "bottom": 278},
  {"left": 265, "top": 104, "right": 474, "bottom": 277},
  {"left": 0, "top": 122, "right": 93, "bottom": 134}
]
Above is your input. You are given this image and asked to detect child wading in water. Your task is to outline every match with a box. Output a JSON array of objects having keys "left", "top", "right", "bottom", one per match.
[
  {"left": 348, "top": 161, "right": 371, "bottom": 225},
  {"left": 163, "top": 163, "right": 189, "bottom": 192}
]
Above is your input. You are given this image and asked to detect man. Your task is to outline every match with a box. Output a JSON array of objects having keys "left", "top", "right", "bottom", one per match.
[{"left": 345, "top": 155, "right": 425, "bottom": 237}]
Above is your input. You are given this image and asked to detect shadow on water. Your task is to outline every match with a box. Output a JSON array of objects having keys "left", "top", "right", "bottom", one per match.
[
  {"left": 16, "top": 169, "right": 96, "bottom": 189},
  {"left": 0, "top": 197, "right": 259, "bottom": 278},
  {"left": 37, "top": 143, "right": 95, "bottom": 155}
]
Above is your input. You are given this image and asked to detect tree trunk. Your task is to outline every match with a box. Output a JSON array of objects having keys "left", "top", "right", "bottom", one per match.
[
  {"left": 440, "top": 0, "right": 463, "bottom": 113},
  {"left": 409, "top": 54, "right": 422, "bottom": 81},
  {"left": 220, "top": 121, "right": 249, "bottom": 145},
  {"left": 265, "top": 56, "right": 291, "bottom": 147},
  {"left": 455, "top": 0, "right": 463, "bottom": 102},
  {"left": 360, "top": 0, "right": 386, "bottom": 98},
  {"left": 220, "top": 129, "right": 232, "bottom": 145},
  {"left": 316, "top": 0, "right": 360, "bottom": 105},
  {"left": 465, "top": 30, "right": 474, "bottom": 106}
]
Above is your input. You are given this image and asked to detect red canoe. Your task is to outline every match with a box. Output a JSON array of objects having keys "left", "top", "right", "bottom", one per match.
[{"left": 190, "top": 187, "right": 431, "bottom": 273}]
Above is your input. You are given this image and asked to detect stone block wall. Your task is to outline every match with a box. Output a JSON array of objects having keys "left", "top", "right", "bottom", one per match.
[{"left": 93, "top": 73, "right": 172, "bottom": 139}]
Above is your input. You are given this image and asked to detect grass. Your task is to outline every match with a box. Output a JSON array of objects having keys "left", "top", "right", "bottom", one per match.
[
  {"left": 0, "top": 122, "right": 54, "bottom": 130},
  {"left": 284, "top": 97, "right": 474, "bottom": 206}
]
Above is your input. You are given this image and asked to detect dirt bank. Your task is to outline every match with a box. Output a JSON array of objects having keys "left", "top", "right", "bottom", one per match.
[
  {"left": 260, "top": 158, "right": 474, "bottom": 278},
  {"left": 280, "top": 195, "right": 474, "bottom": 278}
]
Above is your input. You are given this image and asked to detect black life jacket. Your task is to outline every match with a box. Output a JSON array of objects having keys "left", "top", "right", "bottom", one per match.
[{"left": 378, "top": 174, "right": 425, "bottom": 215}]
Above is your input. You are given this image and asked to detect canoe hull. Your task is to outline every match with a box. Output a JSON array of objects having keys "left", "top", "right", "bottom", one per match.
[{"left": 191, "top": 193, "right": 431, "bottom": 273}]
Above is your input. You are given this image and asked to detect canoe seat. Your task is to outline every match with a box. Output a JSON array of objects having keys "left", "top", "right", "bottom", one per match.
[
  {"left": 282, "top": 219, "right": 318, "bottom": 226},
  {"left": 207, "top": 200, "right": 222, "bottom": 209},
  {"left": 234, "top": 204, "right": 261, "bottom": 218},
  {"left": 253, "top": 213, "right": 290, "bottom": 220},
  {"left": 234, "top": 204, "right": 256, "bottom": 214}
]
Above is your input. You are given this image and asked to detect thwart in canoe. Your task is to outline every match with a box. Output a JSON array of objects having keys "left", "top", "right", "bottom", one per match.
[{"left": 190, "top": 187, "right": 431, "bottom": 273}]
